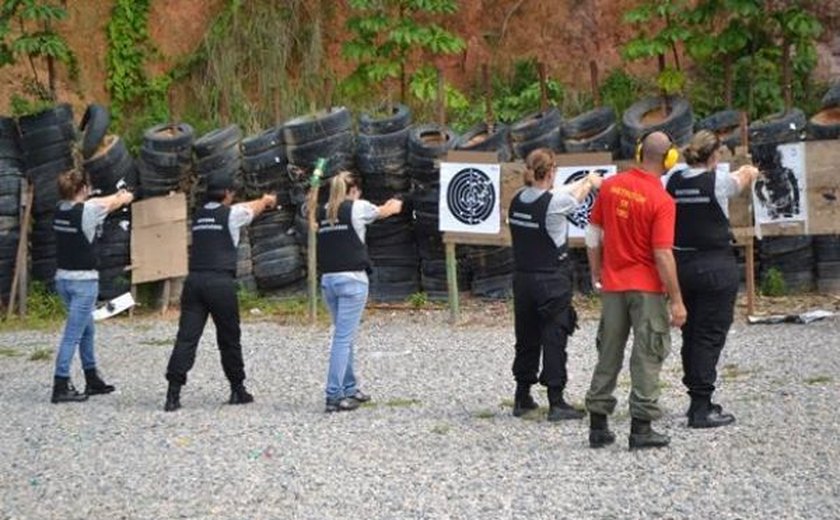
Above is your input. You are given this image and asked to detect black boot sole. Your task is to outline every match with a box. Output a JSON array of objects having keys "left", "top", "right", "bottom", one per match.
[
  {"left": 164, "top": 400, "right": 181, "bottom": 412},
  {"left": 688, "top": 416, "right": 736, "bottom": 429},
  {"left": 628, "top": 434, "right": 671, "bottom": 450},
  {"left": 51, "top": 395, "right": 89, "bottom": 404},
  {"left": 512, "top": 405, "right": 539, "bottom": 418},
  {"left": 85, "top": 386, "right": 115, "bottom": 396},
  {"left": 589, "top": 430, "right": 616, "bottom": 448}
]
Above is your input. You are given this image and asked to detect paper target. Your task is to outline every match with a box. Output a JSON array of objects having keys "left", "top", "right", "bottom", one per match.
[
  {"left": 439, "top": 162, "right": 501, "bottom": 234},
  {"left": 553, "top": 165, "right": 617, "bottom": 238}
]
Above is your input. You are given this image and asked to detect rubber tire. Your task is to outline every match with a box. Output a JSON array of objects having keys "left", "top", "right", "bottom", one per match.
[
  {"left": 282, "top": 107, "right": 352, "bottom": 145},
  {"left": 510, "top": 108, "right": 563, "bottom": 143},
  {"left": 79, "top": 104, "right": 111, "bottom": 159},
  {"left": 0, "top": 117, "right": 17, "bottom": 139},
  {"left": 455, "top": 122, "right": 512, "bottom": 161},
  {"left": 408, "top": 124, "right": 457, "bottom": 159},
  {"left": 242, "top": 127, "right": 283, "bottom": 156},
  {"left": 194, "top": 125, "right": 242, "bottom": 159},
  {"left": 358, "top": 104, "right": 412, "bottom": 135},
  {"left": 749, "top": 109, "right": 807, "bottom": 146},
  {"left": 286, "top": 131, "right": 353, "bottom": 169},
  {"left": 806, "top": 108, "right": 840, "bottom": 141},
  {"left": 18, "top": 104, "right": 73, "bottom": 135},
  {"left": 622, "top": 96, "right": 694, "bottom": 141},
  {"left": 242, "top": 146, "right": 286, "bottom": 173},
  {"left": 24, "top": 142, "right": 73, "bottom": 170},
  {"left": 143, "top": 123, "right": 195, "bottom": 153},
  {"left": 512, "top": 127, "right": 563, "bottom": 160},
  {"left": 19, "top": 122, "right": 75, "bottom": 151},
  {"left": 562, "top": 107, "right": 615, "bottom": 140},
  {"left": 821, "top": 83, "right": 840, "bottom": 109}
]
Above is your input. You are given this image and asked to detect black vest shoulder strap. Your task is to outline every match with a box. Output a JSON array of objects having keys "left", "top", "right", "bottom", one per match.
[{"left": 317, "top": 200, "right": 372, "bottom": 274}]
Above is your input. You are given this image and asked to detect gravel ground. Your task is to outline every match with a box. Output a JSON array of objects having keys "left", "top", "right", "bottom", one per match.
[{"left": 1, "top": 306, "right": 839, "bottom": 519}]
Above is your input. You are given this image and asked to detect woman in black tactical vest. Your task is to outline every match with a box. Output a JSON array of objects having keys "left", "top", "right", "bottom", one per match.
[
  {"left": 317, "top": 171, "right": 402, "bottom": 412},
  {"left": 508, "top": 148, "right": 602, "bottom": 421},
  {"left": 163, "top": 175, "right": 277, "bottom": 412},
  {"left": 51, "top": 169, "right": 134, "bottom": 403},
  {"left": 665, "top": 130, "right": 759, "bottom": 428}
]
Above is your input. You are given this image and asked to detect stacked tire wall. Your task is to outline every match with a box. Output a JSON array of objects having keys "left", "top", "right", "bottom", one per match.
[
  {"left": 0, "top": 117, "right": 22, "bottom": 303},
  {"left": 357, "top": 105, "right": 419, "bottom": 301}
]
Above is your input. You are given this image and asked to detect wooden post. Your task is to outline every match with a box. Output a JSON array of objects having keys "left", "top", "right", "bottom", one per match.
[
  {"left": 589, "top": 60, "right": 601, "bottom": 106},
  {"left": 306, "top": 158, "right": 326, "bottom": 324},
  {"left": 739, "top": 110, "right": 756, "bottom": 317},
  {"left": 7, "top": 181, "right": 33, "bottom": 318},
  {"left": 436, "top": 67, "right": 446, "bottom": 127},
  {"left": 324, "top": 77, "right": 334, "bottom": 109},
  {"left": 538, "top": 62, "right": 548, "bottom": 112},
  {"left": 482, "top": 64, "right": 494, "bottom": 131},
  {"left": 160, "top": 279, "right": 171, "bottom": 315},
  {"left": 445, "top": 241, "right": 459, "bottom": 324}
]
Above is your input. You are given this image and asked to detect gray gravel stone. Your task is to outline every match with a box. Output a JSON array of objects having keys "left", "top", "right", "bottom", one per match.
[{"left": 1, "top": 310, "right": 839, "bottom": 519}]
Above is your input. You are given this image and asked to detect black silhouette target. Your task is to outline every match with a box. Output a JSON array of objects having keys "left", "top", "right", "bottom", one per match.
[
  {"left": 563, "top": 168, "right": 609, "bottom": 229},
  {"left": 446, "top": 167, "right": 496, "bottom": 226}
]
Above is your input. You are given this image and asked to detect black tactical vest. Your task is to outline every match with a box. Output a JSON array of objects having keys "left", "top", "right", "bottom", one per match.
[
  {"left": 666, "top": 169, "right": 732, "bottom": 250},
  {"left": 54, "top": 202, "right": 98, "bottom": 271},
  {"left": 508, "top": 190, "right": 567, "bottom": 272},
  {"left": 317, "top": 200, "right": 371, "bottom": 274},
  {"left": 189, "top": 204, "right": 237, "bottom": 275}
]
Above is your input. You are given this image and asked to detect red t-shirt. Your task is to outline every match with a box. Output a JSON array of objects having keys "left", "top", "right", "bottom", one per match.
[{"left": 590, "top": 168, "right": 675, "bottom": 293}]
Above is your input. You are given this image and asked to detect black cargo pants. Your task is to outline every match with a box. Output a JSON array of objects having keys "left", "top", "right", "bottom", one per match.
[
  {"left": 676, "top": 249, "right": 739, "bottom": 398},
  {"left": 512, "top": 263, "right": 578, "bottom": 389},
  {"left": 166, "top": 271, "right": 245, "bottom": 386}
]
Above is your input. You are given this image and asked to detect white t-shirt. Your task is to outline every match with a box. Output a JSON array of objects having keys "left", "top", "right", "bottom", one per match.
[
  {"left": 203, "top": 202, "right": 255, "bottom": 246},
  {"left": 322, "top": 199, "right": 380, "bottom": 283},
  {"left": 679, "top": 167, "right": 741, "bottom": 218},
  {"left": 514, "top": 187, "right": 579, "bottom": 248}
]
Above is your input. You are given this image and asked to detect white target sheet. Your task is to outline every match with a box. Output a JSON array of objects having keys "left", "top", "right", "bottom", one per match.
[
  {"left": 553, "top": 165, "right": 617, "bottom": 238},
  {"left": 439, "top": 162, "right": 501, "bottom": 234}
]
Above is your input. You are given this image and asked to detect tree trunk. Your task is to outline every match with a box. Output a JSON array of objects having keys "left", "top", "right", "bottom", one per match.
[
  {"left": 658, "top": 54, "right": 669, "bottom": 115},
  {"left": 782, "top": 37, "right": 792, "bottom": 112},
  {"left": 724, "top": 55, "right": 733, "bottom": 109}
]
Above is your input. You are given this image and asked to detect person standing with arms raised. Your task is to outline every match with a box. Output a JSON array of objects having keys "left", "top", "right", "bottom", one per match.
[
  {"left": 508, "top": 148, "right": 602, "bottom": 421},
  {"left": 584, "top": 131, "right": 686, "bottom": 450},
  {"left": 666, "top": 130, "right": 759, "bottom": 428},
  {"left": 163, "top": 175, "right": 276, "bottom": 411},
  {"left": 51, "top": 169, "right": 134, "bottom": 403},
  {"left": 317, "top": 171, "right": 402, "bottom": 413}
]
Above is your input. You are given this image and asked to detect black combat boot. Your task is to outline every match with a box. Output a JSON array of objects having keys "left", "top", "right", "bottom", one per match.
[
  {"left": 546, "top": 387, "right": 585, "bottom": 422},
  {"left": 589, "top": 413, "right": 616, "bottom": 448},
  {"left": 164, "top": 382, "right": 182, "bottom": 412},
  {"left": 51, "top": 377, "right": 89, "bottom": 404},
  {"left": 628, "top": 418, "right": 670, "bottom": 450},
  {"left": 84, "top": 368, "right": 115, "bottom": 395},
  {"left": 687, "top": 395, "right": 735, "bottom": 429},
  {"left": 229, "top": 384, "right": 254, "bottom": 405},
  {"left": 512, "top": 383, "right": 539, "bottom": 417}
]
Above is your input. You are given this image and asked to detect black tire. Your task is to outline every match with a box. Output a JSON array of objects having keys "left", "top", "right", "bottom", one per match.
[
  {"left": 18, "top": 104, "right": 73, "bottom": 134},
  {"left": 356, "top": 152, "right": 407, "bottom": 176},
  {"left": 455, "top": 122, "right": 511, "bottom": 161},
  {"left": 0, "top": 137, "right": 20, "bottom": 160},
  {"left": 807, "top": 108, "right": 840, "bottom": 141},
  {"left": 0, "top": 215, "right": 19, "bottom": 232},
  {"left": 0, "top": 194, "right": 19, "bottom": 216},
  {"left": 471, "top": 273, "right": 513, "bottom": 299},
  {"left": 253, "top": 247, "right": 302, "bottom": 274},
  {"left": 242, "top": 127, "right": 283, "bottom": 156},
  {"left": 84, "top": 135, "right": 127, "bottom": 172},
  {"left": 139, "top": 146, "right": 184, "bottom": 170},
  {"left": 0, "top": 117, "right": 17, "bottom": 139},
  {"left": 282, "top": 107, "right": 352, "bottom": 145},
  {"left": 696, "top": 109, "right": 742, "bottom": 133},
  {"left": 143, "top": 123, "right": 195, "bottom": 153},
  {"left": 622, "top": 96, "right": 694, "bottom": 141},
  {"left": 242, "top": 146, "right": 286, "bottom": 173},
  {"left": 24, "top": 142, "right": 73, "bottom": 170},
  {"left": 0, "top": 174, "right": 22, "bottom": 197},
  {"left": 512, "top": 127, "right": 562, "bottom": 159},
  {"left": 26, "top": 155, "right": 73, "bottom": 179},
  {"left": 196, "top": 146, "right": 240, "bottom": 175},
  {"left": 79, "top": 104, "right": 111, "bottom": 159},
  {"left": 821, "top": 83, "right": 840, "bottom": 109},
  {"left": 814, "top": 235, "right": 840, "bottom": 262},
  {"left": 286, "top": 131, "right": 353, "bottom": 168},
  {"left": 510, "top": 108, "right": 563, "bottom": 143},
  {"left": 408, "top": 124, "right": 457, "bottom": 158},
  {"left": 749, "top": 109, "right": 807, "bottom": 146},
  {"left": 358, "top": 104, "right": 412, "bottom": 135},
  {"left": 562, "top": 107, "right": 615, "bottom": 140},
  {"left": 18, "top": 122, "right": 75, "bottom": 151},
  {"left": 563, "top": 123, "right": 619, "bottom": 154},
  {"left": 194, "top": 125, "right": 242, "bottom": 158},
  {"left": 251, "top": 233, "right": 298, "bottom": 258},
  {"left": 356, "top": 127, "right": 410, "bottom": 156}
]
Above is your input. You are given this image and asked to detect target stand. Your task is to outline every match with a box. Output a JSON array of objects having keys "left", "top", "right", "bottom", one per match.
[{"left": 441, "top": 151, "right": 613, "bottom": 324}]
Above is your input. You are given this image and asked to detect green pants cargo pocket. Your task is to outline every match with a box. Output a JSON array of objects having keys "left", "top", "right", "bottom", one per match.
[{"left": 646, "top": 313, "right": 671, "bottom": 363}]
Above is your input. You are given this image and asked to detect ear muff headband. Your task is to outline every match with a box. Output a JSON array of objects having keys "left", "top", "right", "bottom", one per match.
[{"left": 636, "top": 131, "right": 679, "bottom": 170}]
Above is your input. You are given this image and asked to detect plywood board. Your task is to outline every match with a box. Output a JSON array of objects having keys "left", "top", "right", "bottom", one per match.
[
  {"left": 131, "top": 193, "right": 189, "bottom": 284},
  {"left": 804, "top": 140, "right": 840, "bottom": 235}
]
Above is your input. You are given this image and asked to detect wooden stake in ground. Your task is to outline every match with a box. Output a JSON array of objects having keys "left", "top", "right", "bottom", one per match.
[
  {"left": 589, "top": 60, "right": 601, "bottom": 107},
  {"left": 8, "top": 180, "right": 34, "bottom": 318},
  {"left": 739, "top": 111, "right": 756, "bottom": 317},
  {"left": 482, "top": 64, "right": 494, "bottom": 131},
  {"left": 436, "top": 67, "right": 446, "bottom": 127},
  {"left": 306, "top": 158, "right": 327, "bottom": 324}
]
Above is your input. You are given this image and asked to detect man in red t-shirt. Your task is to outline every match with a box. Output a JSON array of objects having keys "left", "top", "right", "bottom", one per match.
[{"left": 583, "top": 131, "right": 687, "bottom": 451}]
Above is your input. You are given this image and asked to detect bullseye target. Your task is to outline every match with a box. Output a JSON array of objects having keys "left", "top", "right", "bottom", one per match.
[
  {"left": 439, "top": 162, "right": 501, "bottom": 234},
  {"left": 554, "top": 165, "right": 617, "bottom": 238}
]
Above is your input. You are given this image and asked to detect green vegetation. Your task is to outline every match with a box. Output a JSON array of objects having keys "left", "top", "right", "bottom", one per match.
[
  {"left": 385, "top": 397, "right": 421, "bottom": 407},
  {"left": 804, "top": 375, "right": 832, "bottom": 385},
  {"left": 28, "top": 347, "right": 51, "bottom": 361},
  {"left": 430, "top": 423, "right": 451, "bottom": 434},
  {"left": 474, "top": 409, "right": 496, "bottom": 419},
  {"left": 0, "top": 281, "right": 66, "bottom": 331},
  {"left": 761, "top": 267, "right": 787, "bottom": 297},
  {"left": 407, "top": 291, "right": 428, "bottom": 309},
  {"left": 0, "top": 0, "right": 76, "bottom": 110},
  {"left": 341, "top": 0, "right": 464, "bottom": 105},
  {"left": 0, "top": 347, "right": 22, "bottom": 357}
]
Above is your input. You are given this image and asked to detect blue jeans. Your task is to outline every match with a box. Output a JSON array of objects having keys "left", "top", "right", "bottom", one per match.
[
  {"left": 321, "top": 274, "right": 369, "bottom": 400},
  {"left": 54, "top": 278, "right": 99, "bottom": 378}
]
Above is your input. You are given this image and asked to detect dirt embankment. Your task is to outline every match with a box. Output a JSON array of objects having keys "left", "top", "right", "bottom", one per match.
[{"left": 1, "top": 0, "right": 838, "bottom": 118}]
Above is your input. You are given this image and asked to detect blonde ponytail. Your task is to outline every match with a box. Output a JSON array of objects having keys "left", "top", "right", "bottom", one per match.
[{"left": 326, "top": 171, "right": 360, "bottom": 224}]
